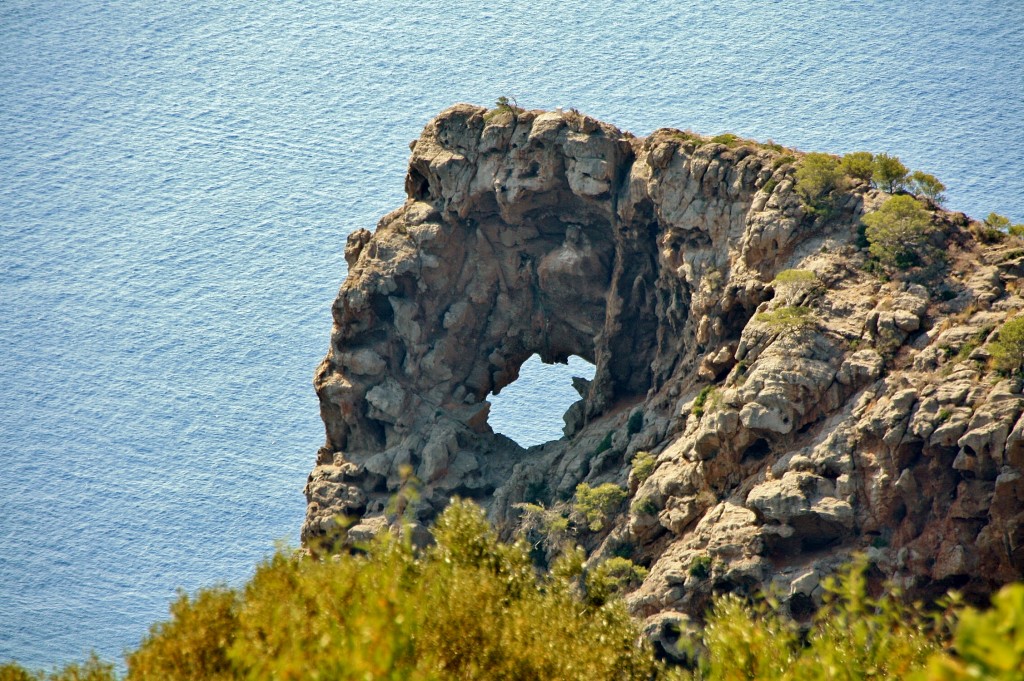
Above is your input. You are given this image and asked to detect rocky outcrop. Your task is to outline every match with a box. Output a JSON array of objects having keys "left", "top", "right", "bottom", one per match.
[{"left": 304, "top": 103, "right": 1024, "bottom": 631}]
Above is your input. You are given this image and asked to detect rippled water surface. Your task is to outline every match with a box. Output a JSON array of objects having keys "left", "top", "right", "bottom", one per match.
[{"left": 1, "top": 0, "right": 1022, "bottom": 669}]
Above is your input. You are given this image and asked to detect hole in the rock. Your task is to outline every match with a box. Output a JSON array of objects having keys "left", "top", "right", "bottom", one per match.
[
  {"left": 789, "top": 592, "right": 816, "bottom": 620},
  {"left": 741, "top": 438, "right": 771, "bottom": 462},
  {"left": 406, "top": 167, "right": 429, "bottom": 200},
  {"left": 488, "top": 353, "right": 596, "bottom": 448}
]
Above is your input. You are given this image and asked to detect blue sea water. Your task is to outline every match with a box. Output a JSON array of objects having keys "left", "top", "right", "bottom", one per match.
[{"left": 1, "top": 0, "right": 1022, "bottom": 669}]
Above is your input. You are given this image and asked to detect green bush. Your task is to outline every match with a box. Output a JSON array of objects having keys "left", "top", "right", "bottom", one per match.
[
  {"left": 984, "top": 212, "right": 1024, "bottom": 237},
  {"left": 126, "top": 499, "right": 664, "bottom": 681},
  {"left": 988, "top": 317, "right": 1024, "bottom": 374},
  {"left": 710, "top": 133, "right": 739, "bottom": 147},
  {"left": 772, "top": 154, "right": 796, "bottom": 170},
  {"left": 630, "top": 450, "right": 657, "bottom": 484},
  {"left": 986, "top": 212, "right": 1012, "bottom": 230},
  {"left": 584, "top": 557, "right": 649, "bottom": 607},
  {"left": 872, "top": 153, "right": 909, "bottom": 193},
  {"left": 633, "top": 495, "right": 658, "bottom": 516},
  {"left": 917, "top": 584, "right": 1024, "bottom": 680},
  {"left": 908, "top": 170, "right": 947, "bottom": 204},
  {"left": 14, "top": 538, "right": 1024, "bottom": 681},
  {"left": 593, "top": 431, "right": 614, "bottom": 455},
  {"left": 668, "top": 130, "right": 699, "bottom": 143},
  {"left": 840, "top": 151, "right": 875, "bottom": 181},
  {"left": 691, "top": 385, "right": 719, "bottom": 419},
  {"left": 862, "top": 194, "right": 935, "bottom": 268},
  {"left": 128, "top": 587, "right": 238, "bottom": 681},
  {"left": 755, "top": 305, "right": 815, "bottom": 331},
  {"left": 689, "top": 555, "right": 713, "bottom": 579},
  {"left": 0, "top": 663, "right": 34, "bottom": 681},
  {"left": 795, "top": 152, "right": 842, "bottom": 203},
  {"left": 483, "top": 95, "right": 523, "bottom": 123},
  {"left": 684, "top": 559, "right": 947, "bottom": 681},
  {"left": 772, "top": 269, "right": 818, "bottom": 286},
  {"left": 627, "top": 410, "right": 644, "bottom": 436},
  {"left": 0, "top": 655, "right": 116, "bottom": 681},
  {"left": 574, "top": 483, "right": 628, "bottom": 532}
]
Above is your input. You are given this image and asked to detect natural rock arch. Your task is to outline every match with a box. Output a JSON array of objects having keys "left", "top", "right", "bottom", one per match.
[
  {"left": 487, "top": 353, "right": 596, "bottom": 448},
  {"left": 304, "top": 104, "right": 1024, "bottom": 627}
]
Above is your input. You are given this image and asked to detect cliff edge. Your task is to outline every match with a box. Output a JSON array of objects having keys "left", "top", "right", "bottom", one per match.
[{"left": 304, "top": 104, "right": 1024, "bottom": 638}]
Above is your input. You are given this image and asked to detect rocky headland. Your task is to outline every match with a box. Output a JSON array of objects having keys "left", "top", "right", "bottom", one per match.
[{"left": 303, "top": 103, "right": 1024, "bottom": 648}]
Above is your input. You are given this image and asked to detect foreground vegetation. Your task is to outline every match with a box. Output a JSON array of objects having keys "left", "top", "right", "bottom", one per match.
[{"left": 3, "top": 501, "right": 1024, "bottom": 680}]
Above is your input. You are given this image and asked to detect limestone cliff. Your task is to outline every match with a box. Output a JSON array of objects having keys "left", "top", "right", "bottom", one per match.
[{"left": 304, "top": 104, "right": 1024, "bottom": 640}]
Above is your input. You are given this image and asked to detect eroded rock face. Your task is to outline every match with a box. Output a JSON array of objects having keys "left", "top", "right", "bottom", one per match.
[{"left": 305, "top": 103, "right": 1024, "bottom": 622}]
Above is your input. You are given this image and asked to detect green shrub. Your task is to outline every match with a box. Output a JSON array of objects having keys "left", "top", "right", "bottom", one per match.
[
  {"left": 584, "top": 557, "right": 649, "bottom": 607},
  {"left": 762, "top": 178, "right": 778, "bottom": 195},
  {"left": 633, "top": 495, "right": 658, "bottom": 516},
  {"left": 128, "top": 587, "right": 238, "bottom": 681},
  {"left": 690, "top": 559, "right": 947, "bottom": 681},
  {"left": 514, "top": 501, "right": 571, "bottom": 564},
  {"left": 689, "top": 555, "right": 713, "bottom": 579},
  {"left": 984, "top": 212, "right": 1024, "bottom": 237},
  {"left": 862, "top": 194, "right": 935, "bottom": 269},
  {"left": 16, "top": 540, "right": 1024, "bottom": 681},
  {"left": 668, "top": 130, "right": 699, "bottom": 143},
  {"left": 974, "top": 224, "right": 1007, "bottom": 243},
  {"left": 755, "top": 305, "right": 815, "bottom": 331},
  {"left": 593, "top": 431, "right": 614, "bottom": 455},
  {"left": 840, "top": 151, "right": 875, "bottom": 181},
  {"left": 627, "top": 410, "right": 644, "bottom": 436},
  {"left": 772, "top": 154, "right": 796, "bottom": 170},
  {"left": 916, "top": 584, "right": 1024, "bottom": 680},
  {"left": 872, "top": 152, "right": 909, "bottom": 193},
  {"left": 574, "top": 483, "right": 628, "bottom": 532},
  {"left": 691, "top": 385, "right": 719, "bottom": 419},
  {"left": 710, "top": 133, "right": 738, "bottom": 147},
  {"left": 483, "top": 95, "right": 523, "bottom": 123},
  {"left": 0, "top": 663, "right": 35, "bottom": 681},
  {"left": 989, "top": 317, "right": 1024, "bottom": 374},
  {"left": 0, "top": 655, "right": 116, "bottom": 681},
  {"left": 772, "top": 269, "right": 818, "bottom": 286},
  {"left": 985, "top": 212, "right": 1011, "bottom": 230},
  {"left": 795, "top": 152, "right": 842, "bottom": 203},
  {"left": 126, "top": 499, "right": 664, "bottom": 681},
  {"left": 630, "top": 450, "right": 657, "bottom": 484},
  {"left": 908, "top": 170, "right": 947, "bottom": 204},
  {"left": 798, "top": 561, "right": 943, "bottom": 680}
]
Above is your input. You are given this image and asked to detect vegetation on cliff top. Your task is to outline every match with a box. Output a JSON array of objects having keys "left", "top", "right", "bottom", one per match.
[{"left": 4, "top": 500, "right": 1024, "bottom": 680}]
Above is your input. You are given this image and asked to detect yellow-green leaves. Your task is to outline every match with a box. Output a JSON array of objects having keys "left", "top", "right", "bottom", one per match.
[
  {"left": 573, "top": 483, "right": 628, "bottom": 532},
  {"left": 862, "top": 195, "right": 935, "bottom": 269}
]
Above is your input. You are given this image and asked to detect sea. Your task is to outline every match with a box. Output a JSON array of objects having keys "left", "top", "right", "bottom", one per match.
[{"left": 1, "top": 0, "right": 1022, "bottom": 670}]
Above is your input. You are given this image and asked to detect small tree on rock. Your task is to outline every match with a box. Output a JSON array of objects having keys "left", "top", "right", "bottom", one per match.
[
  {"left": 862, "top": 195, "right": 935, "bottom": 268},
  {"left": 986, "top": 212, "right": 1012, "bottom": 230},
  {"left": 989, "top": 317, "right": 1024, "bottom": 374},
  {"left": 840, "top": 151, "right": 874, "bottom": 182},
  {"left": 796, "top": 152, "right": 843, "bottom": 204},
  {"left": 908, "top": 170, "right": 947, "bottom": 205},
  {"left": 872, "top": 153, "right": 909, "bottom": 193},
  {"left": 984, "top": 212, "right": 1024, "bottom": 236}
]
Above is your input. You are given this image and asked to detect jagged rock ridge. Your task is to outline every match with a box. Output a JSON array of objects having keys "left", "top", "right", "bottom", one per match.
[{"left": 304, "top": 104, "right": 1024, "bottom": 640}]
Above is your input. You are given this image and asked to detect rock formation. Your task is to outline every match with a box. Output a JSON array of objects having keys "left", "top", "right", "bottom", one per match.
[{"left": 304, "top": 103, "right": 1024, "bottom": 638}]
